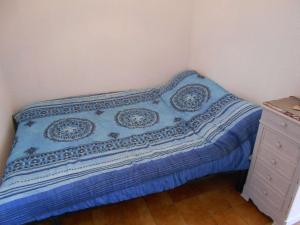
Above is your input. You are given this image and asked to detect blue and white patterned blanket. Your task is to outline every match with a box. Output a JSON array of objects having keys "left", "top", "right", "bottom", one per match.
[{"left": 0, "top": 71, "right": 261, "bottom": 225}]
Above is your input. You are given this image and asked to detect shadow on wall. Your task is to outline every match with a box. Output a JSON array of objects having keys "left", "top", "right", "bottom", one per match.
[
  {"left": 0, "top": 72, "right": 14, "bottom": 176},
  {"left": 0, "top": 124, "right": 14, "bottom": 177}
]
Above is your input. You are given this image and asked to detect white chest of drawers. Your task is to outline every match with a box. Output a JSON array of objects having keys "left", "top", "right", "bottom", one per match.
[{"left": 242, "top": 105, "right": 300, "bottom": 225}]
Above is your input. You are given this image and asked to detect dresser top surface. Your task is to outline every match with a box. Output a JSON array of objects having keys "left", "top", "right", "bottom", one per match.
[{"left": 263, "top": 96, "right": 300, "bottom": 126}]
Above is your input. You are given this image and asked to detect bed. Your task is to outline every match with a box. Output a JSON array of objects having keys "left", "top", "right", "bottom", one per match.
[{"left": 0, "top": 71, "right": 261, "bottom": 225}]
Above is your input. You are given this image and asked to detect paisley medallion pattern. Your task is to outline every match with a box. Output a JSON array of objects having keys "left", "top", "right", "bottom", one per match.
[
  {"left": 44, "top": 118, "right": 95, "bottom": 142},
  {"left": 5, "top": 94, "right": 241, "bottom": 178},
  {"left": 171, "top": 84, "right": 211, "bottom": 111},
  {"left": 115, "top": 108, "right": 159, "bottom": 129}
]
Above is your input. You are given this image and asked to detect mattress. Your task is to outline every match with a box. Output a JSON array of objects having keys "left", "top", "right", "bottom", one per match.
[{"left": 0, "top": 71, "right": 261, "bottom": 225}]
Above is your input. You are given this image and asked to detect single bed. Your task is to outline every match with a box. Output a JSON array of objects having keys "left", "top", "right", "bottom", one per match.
[{"left": 0, "top": 71, "right": 261, "bottom": 225}]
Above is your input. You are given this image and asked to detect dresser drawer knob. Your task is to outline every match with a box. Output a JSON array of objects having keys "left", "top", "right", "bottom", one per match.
[
  {"left": 271, "top": 159, "right": 277, "bottom": 166},
  {"left": 280, "top": 122, "right": 287, "bottom": 128},
  {"left": 275, "top": 141, "right": 282, "bottom": 149}
]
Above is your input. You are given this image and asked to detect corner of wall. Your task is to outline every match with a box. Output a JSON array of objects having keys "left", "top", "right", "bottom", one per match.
[{"left": 187, "top": 0, "right": 300, "bottom": 103}]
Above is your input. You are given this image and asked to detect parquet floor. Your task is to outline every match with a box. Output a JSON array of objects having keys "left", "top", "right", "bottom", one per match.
[{"left": 40, "top": 174, "right": 275, "bottom": 225}]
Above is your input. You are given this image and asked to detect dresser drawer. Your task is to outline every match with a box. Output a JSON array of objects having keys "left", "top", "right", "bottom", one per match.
[
  {"left": 253, "top": 159, "right": 291, "bottom": 196},
  {"left": 261, "top": 128, "right": 300, "bottom": 165},
  {"left": 261, "top": 109, "right": 300, "bottom": 141},
  {"left": 250, "top": 175, "right": 285, "bottom": 211},
  {"left": 250, "top": 188, "right": 278, "bottom": 219},
  {"left": 258, "top": 145, "right": 296, "bottom": 179}
]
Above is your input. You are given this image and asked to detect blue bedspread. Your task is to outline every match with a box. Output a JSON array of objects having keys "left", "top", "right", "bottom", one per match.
[{"left": 0, "top": 71, "right": 261, "bottom": 225}]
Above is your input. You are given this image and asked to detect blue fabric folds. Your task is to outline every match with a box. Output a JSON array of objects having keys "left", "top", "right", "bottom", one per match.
[{"left": 0, "top": 71, "right": 261, "bottom": 225}]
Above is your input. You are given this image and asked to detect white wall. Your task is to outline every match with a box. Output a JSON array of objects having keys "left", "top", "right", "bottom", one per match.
[
  {"left": 1, "top": 0, "right": 299, "bottom": 109},
  {"left": 0, "top": 68, "right": 14, "bottom": 175},
  {"left": 0, "top": 0, "right": 193, "bottom": 111},
  {"left": 189, "top": 0, "right": 300, "bottom": 103}
]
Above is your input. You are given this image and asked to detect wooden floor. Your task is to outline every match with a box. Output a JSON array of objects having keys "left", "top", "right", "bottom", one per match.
[{"left": 40, "top": 174, "right": 275, "bottom": 225}]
